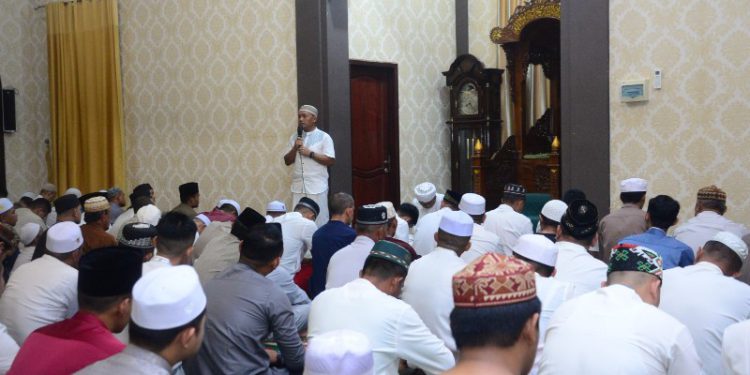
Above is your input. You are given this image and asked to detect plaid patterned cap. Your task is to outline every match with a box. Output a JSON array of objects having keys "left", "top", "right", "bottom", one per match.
[
  {"left": 367, "top": 240, "right": 412, "bottom": 271},
  {"left": 697, "top": 185, "right": 726, "bottom": 202},
  {"left": 453, "top": 253, "right": 536, "bottom": 307},
  {"left": 608, "top": 243, "right": 663, "bottom": 278}
]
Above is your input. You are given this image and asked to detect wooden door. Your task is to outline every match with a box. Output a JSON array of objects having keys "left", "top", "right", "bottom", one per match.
[{"left": 350, "top": 61, "right": 399, "bottom": 207}]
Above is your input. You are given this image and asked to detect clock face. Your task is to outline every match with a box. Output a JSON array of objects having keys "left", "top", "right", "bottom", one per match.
[{"left": 458, "top": 82, "right": 479, "bottom": 115}]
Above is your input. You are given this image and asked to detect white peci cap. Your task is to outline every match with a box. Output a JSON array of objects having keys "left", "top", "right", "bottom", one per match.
[
  {"left": 46, "top": 222, "right": 83, "bottom": 253},
  {"left": 712, "top": 231, "right": 748, "bottom": 264},
  {"left": 438, "top": 210, "right": 474, "bottom": 237},
  {"left": 21, "top": 192, "right": 37, "bottom": 200},
  {"left": 195, "top": 214, "right": 211, "bottom": 227},
  {"left": 63, "top": 187, "right": 82, "bottom": 198},
  {"left": 540, "top": 199, "right": 568, "bottom": 223},
  {"left": 513, "top": 234, "right": 558, "bottom": 267},
  {"left": 131, "top": 265, "right": 207, "bottom": 330},
  {"left": 19, "top": 222, "right": 42, "bottom": 246},
  {"left": 376, "top": 201, "right": 397, "bottom": 220},
  {"left": 0, "top": 198, "right": 13, "bottom": 215},
  {"left": 136, "top": 204, "right": 161, "bottom": 226},
  {"left": 266, "top": 200, "right": 287, "bottom": 213},
  {"left": 620, "top": 178, "right": 648, "bottom": 193},
  {"left": 459, "top": 193, "right": 485, "bottom": 216},
  {"left": 217, "top": 199, "right": 241, "bottom": 214},
  {"left": 414, "top": 182, "right": 437, "bottom": 203},
  {"left": 304, "top": 330, "right": 374, "bottom": 375}
]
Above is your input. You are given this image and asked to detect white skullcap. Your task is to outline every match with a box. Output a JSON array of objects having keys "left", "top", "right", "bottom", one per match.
[
  {"left": 136, "top": 204, "right": 161, "bottom": 226},
  {"left": 21, "top": 192, "right": 37, "bottom": 200},
  {"left": 64, "top": 187, "right": 82, "bottom": 198},
  {"left": 41, "top": 183, "right": 57, "bottom": 192},
  {"left": 266, "top": 200, "right": 287, "bottom": 213},
  {"left": 217, "top": 199, "right": 240, "bottom": 214},
  {"left": 620, "top": 178, "right": 648, "bottom": 193},
  {"left": 19, "top": 222, "right": 42, "bottom": 246},
  {"left": 541, "top": 199, "right": 568, "bottom": 223},
  {"left": 304, "top": 330, "right": 374, "bottom": 375},
  {"left": 299, "top": 105, "right": 319, "bottom": 117},
  {"left": 414, "top": 182, "right": 437, "bottom": 203},
  {"left": 376, "top": 201, "right": 397, "bottom": 220},
  {"left": 0, "top": 198, "right": 13, "bottom": 215},
  {"left": 712, "top": 231, "right": 748, "bottom": 264},
  {"left": 459, "top": 193, "right": 485, "bottom": 216},
  {"left": 513, "top": 234, "right": 558, "bottom": 267},
  {"left": 195, "top": 214, "right": 211, "bottom": 227},
  {"left": 46, "top": 222, "right": 83, "bottom": 253},
  {"left": 439, "top": 210, "right": 474, "bottom": 237},
  {"left": 131, "top": 265, "right": 207, "bottom": 330}
]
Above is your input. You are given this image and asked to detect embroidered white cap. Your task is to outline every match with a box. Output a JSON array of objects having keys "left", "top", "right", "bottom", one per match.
[
  {"left": 439, "top": 210, "right": 474, "bottom": 237},
  {"left": 459, "top": 193, "right": 486, "bottom": 216},
  {"left": 712, "top": 231, "right": 748, "bottom": 263},
  {"left": 63, "top": 187, "right": 82, "bottom": 198},
  {"left": 46, "top": 221, "right": 83, "bottom": 254},
  {"left": 541, "top": 199, "right": 568, "bottom": 223},
  {"left": 299, "top": 105, "right": 319, "bottom": 117},
  {"left": 0, "top": 198, "right": 13, "bottom": 215},
  {"left": 304, "top": 330, "right": 374, "bottom": 375},
  {"left": 131, "top": 265, "right": 207, "bottom": 330},
  {"left": 266, "top": 200, "right": 287, "bottom": 213},
  {"left": 512, "top": 234, "right": 558, "bottom": 267},
  {"left": 195, "top": 214, "right": 211, "bottom": 227},
  {"left": 136, "top": 204, "right": 161, "bottom": 226},
  {"left": 414, "top": 182, "right": 437, "bottom": 203},
  {"left": 217, "top": 199, "right": 241, "bottom": 214},
  {"left": 377, "top": 201, "right": 397, "bottom": 220},
  {"left": 19, "top": 222, "right": 42, "bottom": 246},
  {"left": 620, "top": 178, "right": 648, "bottom": 193}
]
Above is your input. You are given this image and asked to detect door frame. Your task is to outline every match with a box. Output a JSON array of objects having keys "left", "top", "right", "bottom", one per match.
[{"left": 349, "top": 60, "right": 401, "bottom": 205}]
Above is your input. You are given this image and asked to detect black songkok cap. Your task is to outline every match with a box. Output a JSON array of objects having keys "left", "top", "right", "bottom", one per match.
[
  {"left": 237, "top": 207, "right": 266, "bottom": 228},
  {"left": 296, "top": 197, "right": 320, "bottom": 219},
  {"left": 503, "top": 183, "right": 527, "bottom": 198},
  {"left": 179, "top": 182, "right": 199, "bottom": 197},
  {"left": 132, "top": 183, "right": 152, "bottom": 199},
  {"left": 356, "top": 204, "right": 388, "bottom": 225},
  {"left": 78, "top": 246, "right": 142, "bottom": 297},
  {"left": 444, "top": 190, "right": 463, "bottom": 207},
  {"left": 560, "top": 199, "right": 599, "bottom": 239},
  {"left": 54, "top": 194, "right": 80, "bottom": 214}
]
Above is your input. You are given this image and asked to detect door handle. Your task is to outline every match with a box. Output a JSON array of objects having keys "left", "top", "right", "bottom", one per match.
[{"left": 384, "top": 155, "right": 391, "bottom": 173}]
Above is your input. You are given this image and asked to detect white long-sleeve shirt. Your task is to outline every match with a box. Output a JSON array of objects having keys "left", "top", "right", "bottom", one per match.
[
  {"left": 723, "top": 320, "right": 750, "bottom": 375},
  {"left": 553, "top": 240, "right": 607, "bottom": 297},
  {"left": 412, "top": 208, "right": 451, "bottom": 256},
  {"left": 674, "top": 211, "right": 750, "bottom": 256},
  {"left": 531, "top": 275, "right": 575, "bottom": 375},
  {"left": 272, "top": 212, "right": 317, "bottom": 274},
  {"left": 460, "top": 223, "right": 502, "bottom": 263},
  {"left": 325, "top": 235, "right": 375, "bottom": 289},
  {"left": 539, "top": 284, "right": 703, "bottom": 375},
  {"left": 309, "top": 278, "right": 455, "bottom": 375},
  {"left": 483, "top": 204, "right": 533, "bottom": 254}
]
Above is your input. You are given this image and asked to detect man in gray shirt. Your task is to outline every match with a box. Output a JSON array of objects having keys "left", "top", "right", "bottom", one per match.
[{"left": 184, "top": 222, "right": 305, "bottom": 375}]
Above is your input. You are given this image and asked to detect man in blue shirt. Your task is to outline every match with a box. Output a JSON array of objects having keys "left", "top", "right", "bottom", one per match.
[
  {"left": 619, "top": 195, "right": 694, "bottom": 269},
  {"left": 310, "top": 192, "right": 356, "bottom": 298}
]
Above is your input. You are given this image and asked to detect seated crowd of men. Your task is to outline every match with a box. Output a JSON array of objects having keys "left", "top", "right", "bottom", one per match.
[{"left": 0, "top": 178, "right": 748, "bottom": 374}]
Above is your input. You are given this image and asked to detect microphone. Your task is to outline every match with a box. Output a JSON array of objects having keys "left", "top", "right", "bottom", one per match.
[{"left": 297, "top": 125, "right": 303, "bottom": 139}]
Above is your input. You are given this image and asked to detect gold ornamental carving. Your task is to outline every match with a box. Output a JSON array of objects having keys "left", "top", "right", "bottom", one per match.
[{"left": 490, "top": 0, "right": 561, "bottom": 45}]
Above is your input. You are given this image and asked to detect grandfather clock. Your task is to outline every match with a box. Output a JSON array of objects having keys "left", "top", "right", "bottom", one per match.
[{"left": 443, "top": 54, "right": 503, "bottom": 205}]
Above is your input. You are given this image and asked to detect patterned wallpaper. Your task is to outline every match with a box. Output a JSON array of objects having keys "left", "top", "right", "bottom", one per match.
[
  {"left": 610, "top": 0, "right": 750, "bottom": 225},
  {"left": 348, "top": 0, "right": 455, "bottom": 202},
  {"left": 119, "top": 0, "right": 298, "bottom": 212},
  {"left": 0, "top": 0, "right": 50, "bottom": 199}
]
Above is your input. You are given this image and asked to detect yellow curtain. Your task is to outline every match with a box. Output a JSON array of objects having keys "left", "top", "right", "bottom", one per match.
[{"left": 46, "top": 0, "right": 125, "bottom": 193}]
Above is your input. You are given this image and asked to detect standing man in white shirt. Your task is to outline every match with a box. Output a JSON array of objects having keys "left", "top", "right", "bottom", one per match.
[
  {"left": 0, "top": 222, "right": 82, "bottom": 344},
  {"left": 553, "top": 199, "right": 608, "bottom": 297},
  {"left": 484, "top": 183, "right": 533, "bottom": 255},
  {"left": 310, "top": 240, "right": 455, "bottom": 374},
  {"left": 412, "top": 190, "right": 462, "bottom": 256},
  {"left": 675, "top": 185, "right": 750, "bottom": 256},
  {"left": 511, "top": 234, "right": 574, "bottom": 375},
  {"left": 284, "top": 105, "right": 335, "bottom": 227},
  {"left": 326, "top": 205, "right": 388, "bottom": 289},
  {"left": 412, "top": 182, "right": 444, "bottom": 220},
  {"left": 659, "top": 231, "right": 750, "bottom": 374},
  {"left": 723, "top": 319, "right": 750, "bottom": 375},
  {"left": 539, "top": 244, "right": 703, "bottom": 374},
  {"left": 402, "top": 210, "right": 472, "bottom": 353},
  {"left": 457, "top": 193, "right": 500, "bottom": 263}
]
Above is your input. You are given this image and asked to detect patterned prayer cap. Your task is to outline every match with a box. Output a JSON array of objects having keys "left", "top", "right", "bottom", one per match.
[
  {"left": 503, "top": 183, "right": 527, "bottom": 198},
  {"left": 608, "top": 243, "right": 663, "bottom": 278},
  {"left": 453, "top": 253, "right": 536, "bottom": 307},
  {"left": 119, "top": 222, "right": 157, "bottom": 250},
  {"left": 560, "top": 199, "right": 599, "bottom": 239},
  {"left": 697, "top": 185, "right": 726, "bottom": 202},
  {"left": 367, "top": 240, "right": 412, "bottom": 271}
]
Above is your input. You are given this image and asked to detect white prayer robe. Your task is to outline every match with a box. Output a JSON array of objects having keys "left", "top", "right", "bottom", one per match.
[
  {"left": 0, "top": 255, "right": 78, "bottom": 345},
  {"left": 483, "top": 204, "right": 533, "bottom": 254},
  {"left": 531, "top": 274, "right": 575, "bottom": 375},
  {"left": 723, "top": 320, "right": 750, "bottom": 375},
  {"left": 0, "top": 321, "right": 19, "bottom": 374},
  {"left": 553, "top": 240, "right": 607, "bottom": 297},
  {"left": 272, "top": 212, "right": 317, "bottom": 274},
  {"left": 325, "top": 235, "right": 375, "bottom": 289},
  {"left": 674, "top": 211, "right": 750, "bottom": 256},
  {"left": 659, "top": 262, "right": 750, "bottom": 374},
  {"left": 107, "top": 207, "right": 134, "bottom": 237},
  {"left": 394, "top": 216, "right": 410, "bottom": 243},
  {"left": 411, "top": 193, "right": 444, "bottom": 221},
  {"left": 402, "top": 247, "right": 466, "bottom": 353},
  {"left": 412, "top": 207, "right": 451, "bottom": 256},
  {"left": 539, "top": 284, "right": 703, "bottom": 375},
  {"left": 460, "top": 223, "right": 501, "bottom": 263},
  {"left": 309, "top": 278, "right": 455, "bottom": 375}
]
